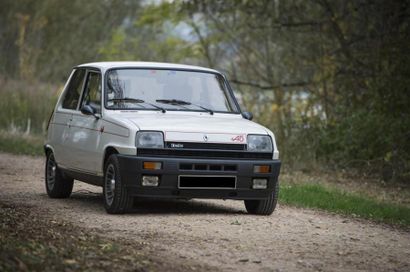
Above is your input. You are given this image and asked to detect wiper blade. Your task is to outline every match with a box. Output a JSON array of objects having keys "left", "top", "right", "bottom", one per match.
[
  {"left": 191, "top": 104, "right": 214, "bottom": 115},
  {"left": 156, "top": 99, "right": 214, "bottom": 115},
  {"left": 108, "top": 97, "right": 166, "bottom": 113},
  {"left": 108, "top": 97, "right": 144, "bottom": 103},
  {"left": 156, "top": 99, "right": 190, "bottom": 105},
  {"left": 144, "top": 102, "right": 166, "bottom": 113}
]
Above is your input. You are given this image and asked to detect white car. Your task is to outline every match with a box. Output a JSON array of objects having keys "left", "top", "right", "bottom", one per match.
[{"left": 45, "top": 62, "right": 281, "bottom": 214}]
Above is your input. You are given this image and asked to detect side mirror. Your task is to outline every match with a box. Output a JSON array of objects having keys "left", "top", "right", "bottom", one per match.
[
  {"left": 242, "top": 111, "right": 253, "bottom": 121},
  {"left": 81, "top": 104, "right": 95, "bottom": 116}
]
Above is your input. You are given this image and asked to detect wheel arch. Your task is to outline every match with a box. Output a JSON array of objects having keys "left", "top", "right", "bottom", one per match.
[
  {"left": 103, "top": 146, "right": 119, "bottom": 171},
  {"left": 44, "top": 144, "right": 55, "bottom": 156}
]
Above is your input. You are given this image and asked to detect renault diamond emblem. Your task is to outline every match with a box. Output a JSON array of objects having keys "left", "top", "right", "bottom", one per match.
[{"left": 203, "top": 135, "right": 209, "bottom": 142}]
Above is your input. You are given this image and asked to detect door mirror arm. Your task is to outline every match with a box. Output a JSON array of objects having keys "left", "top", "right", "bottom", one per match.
[
  {"left": 81, "top": 104, "right": 100, "bottom": 119},
  {"left": 241, "top": 111, "right": 253, "bottom": 121}
]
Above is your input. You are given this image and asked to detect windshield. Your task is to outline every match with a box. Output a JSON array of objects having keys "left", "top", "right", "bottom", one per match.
[{"left": 105, "top": 69, "right": 238, "bottom": 113}]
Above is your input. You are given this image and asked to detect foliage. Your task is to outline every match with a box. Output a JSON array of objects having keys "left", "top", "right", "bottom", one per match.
[
  {"left": 98, "top": 2, "right": 204, "bottom": 64},
  {"left": 280, "top": 181, "right": 410, "bottom": 226},
  {"left": 0, "top": 132, "right": 44, "bottom": 156},
  {"left": 0, "top": 77, "right": 58, "bottom": 134},
  {"left": 173, "top": 0, "right": 410, "bottom": 182},
  {"left": 0, "top": 0, "right": 141, "bottom": 81}
]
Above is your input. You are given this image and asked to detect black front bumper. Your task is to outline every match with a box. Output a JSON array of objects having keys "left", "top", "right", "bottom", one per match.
[{"left": 117, "top": 155, "right": 281, "bottom": 200}]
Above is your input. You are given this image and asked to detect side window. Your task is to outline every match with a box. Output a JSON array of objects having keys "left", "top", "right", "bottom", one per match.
[
  {"left": 62, "top": 69, "right": 86, "bottom": 110},
  {"left": 81, "top": 72, "right": 102, "bottom": 113}
]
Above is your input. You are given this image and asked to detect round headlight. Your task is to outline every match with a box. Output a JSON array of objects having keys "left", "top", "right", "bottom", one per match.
[
  {"left": 136, "top": 131, "right": 164, "bottom": 148},
  {"left": 247, "top": 135, "right": 273, "bottom": 152}
]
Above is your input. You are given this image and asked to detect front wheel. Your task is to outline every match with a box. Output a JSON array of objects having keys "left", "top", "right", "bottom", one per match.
[
  {"left": 244, "top": 181, "right": 279, "bottom": 215},
  {"left": 45, "top": 152, "right": 73, "bottom": 198},
  {"left": 103, "top": 154, "right": 132, "bottom": 214}
]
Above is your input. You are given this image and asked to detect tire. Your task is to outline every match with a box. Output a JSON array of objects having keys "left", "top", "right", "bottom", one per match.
[
  {"left": 45, "top": 151, "right": 74, "bottom": 198},
  {"left": 103, "top": 154, "right": 132, "bottom": 214},
  {"left": 244, "top": 180, "right": 279, "bottom": 215}
]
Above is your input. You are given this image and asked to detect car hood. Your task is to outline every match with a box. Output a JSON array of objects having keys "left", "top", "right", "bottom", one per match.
[{"left": 111, "top": 112, "right": 269, "bottom": 144}]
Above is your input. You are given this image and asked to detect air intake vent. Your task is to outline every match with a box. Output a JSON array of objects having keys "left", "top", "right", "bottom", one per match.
[{"left": 179, "top": 163, "right": 237, "bottom": 172}]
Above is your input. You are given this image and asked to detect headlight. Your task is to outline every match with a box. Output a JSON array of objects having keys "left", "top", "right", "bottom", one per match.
[
  {"left": 247, "top": 135, "right": 273, "bottom": 152},
  {"left": 136, "top": 131, "right": 164, "bottom": 148}
]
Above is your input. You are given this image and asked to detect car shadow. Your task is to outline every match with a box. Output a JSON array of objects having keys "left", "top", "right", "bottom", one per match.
[
  {"left": 130, "top": 198, "right": 245, "bottom": 214},
  {"left": 53, "top": 190, "right": 245, "bottom": 215}
]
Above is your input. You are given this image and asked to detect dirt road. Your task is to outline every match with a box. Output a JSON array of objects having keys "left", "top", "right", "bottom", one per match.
[{"left": 0, "top": 153, "right": 409, "bottom": 271}]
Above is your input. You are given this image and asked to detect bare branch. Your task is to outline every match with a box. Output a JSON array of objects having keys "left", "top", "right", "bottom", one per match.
[{"left": 230, "top": 79, "right": 311, "bottom": 90}]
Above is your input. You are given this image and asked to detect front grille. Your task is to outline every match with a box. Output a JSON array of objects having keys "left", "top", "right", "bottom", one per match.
[
  {"left": 137, "top": 148, "right": 272, "bottom": 160},
  {"left": 179, "top": 163, "right": 237, "bottom": 172},
  {"left": 178, "top": 175, "right": 236, "bottom": 189},
  {"left": 166, "top": 142, "right": 246, "bottom": 150}
]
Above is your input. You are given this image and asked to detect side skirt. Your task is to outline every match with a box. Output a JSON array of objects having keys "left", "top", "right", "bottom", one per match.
[{"left": 62, "top": 168, "right": 103, "bottom": 187}]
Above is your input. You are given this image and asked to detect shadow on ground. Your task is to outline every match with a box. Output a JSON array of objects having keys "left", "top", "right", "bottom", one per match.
[{"left": 41, "top": 190, "right": 245, "bottom": 215}]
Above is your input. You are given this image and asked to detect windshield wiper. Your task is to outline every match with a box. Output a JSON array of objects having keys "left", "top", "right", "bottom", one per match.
[
  {"left": 108, "top": 98, "right": 166, "bottom": 113},
  {"left": 156, "top": 99, "right": 190, "bottom": 105},
  {"left": 108, "top": 98, "right": 145, "bottom": 103},
  {"left": 156, "top": 99, "right": 214, "bottom": 115}
]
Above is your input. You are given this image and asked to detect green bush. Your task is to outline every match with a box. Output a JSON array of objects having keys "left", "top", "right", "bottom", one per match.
[
  {"left": 0, "top": 77, "right": 59, "bottom": 134},
  {"left": 0, "top": 132, "right": 43, "bottom": 156}
]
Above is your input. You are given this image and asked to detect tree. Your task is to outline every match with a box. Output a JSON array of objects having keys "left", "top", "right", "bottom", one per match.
[{"left": 0, "top": 0, "right": 141, "bottom": 81}]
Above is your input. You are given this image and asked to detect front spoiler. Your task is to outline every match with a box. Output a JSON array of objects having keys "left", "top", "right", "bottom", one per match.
[{"left": 117, "top": 155, "right": 281, "bottom": 200}]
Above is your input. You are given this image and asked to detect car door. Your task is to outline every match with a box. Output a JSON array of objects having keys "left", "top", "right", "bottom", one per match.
[
  {"left": 51, "top": 68, "right": 86, "bottom": 169},
  {"left": 67, "top": 70, "right": 103, "bottom": 174}
]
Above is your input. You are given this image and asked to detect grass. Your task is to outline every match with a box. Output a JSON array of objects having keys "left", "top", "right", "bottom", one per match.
[
  {"left": 0, "top": 132, "right": 44, "bottom": 156},
  {"left": 279, "top": 182, "right": 410, "bottom": 226},
  {"left": 0, "top": 76, "right": 58, "bottom": 135}
]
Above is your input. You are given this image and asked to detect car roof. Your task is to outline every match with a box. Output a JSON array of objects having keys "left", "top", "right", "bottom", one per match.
[{"left": 76, "top": 61, "right": 220, "bottom": 74}]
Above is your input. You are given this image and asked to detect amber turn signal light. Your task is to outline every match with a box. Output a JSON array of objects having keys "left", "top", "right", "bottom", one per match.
[
  {"left": 143, "top": 161, "right": 162, "bottom": 170},
  {"left": 253, "top": 165, "right": 270, "bottom": 173}
]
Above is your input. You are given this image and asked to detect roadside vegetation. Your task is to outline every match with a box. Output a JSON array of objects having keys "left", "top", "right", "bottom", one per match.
[
  {"left": 0, "top": 77, "right": 58, "bottom": 136},
  {"left": 0, "top": 132, "right": 43, "bottom": 156},
  {"left": 280, "top": 181, "right": 410, "bottom": 226}
]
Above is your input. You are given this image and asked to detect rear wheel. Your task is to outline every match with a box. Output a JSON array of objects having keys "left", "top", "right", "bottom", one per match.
[
  {"left": 45, "top": 152, "right": 73, "bottom": 198},
  {"left": 244, "top": 180, "right": 279, "bottom": 215},
  {"left": 103, "top": 154, "right": 132, "bottom": 214}
]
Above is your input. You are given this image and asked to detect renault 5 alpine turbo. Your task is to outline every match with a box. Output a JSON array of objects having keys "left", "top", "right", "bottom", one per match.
[{"left": 44, "top": 62, "right": 281, "bottom": 214}]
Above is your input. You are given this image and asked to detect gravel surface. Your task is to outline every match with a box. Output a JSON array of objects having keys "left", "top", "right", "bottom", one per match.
[{"left": 0, "top": 153, "right": 409, "bottom": 271}]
